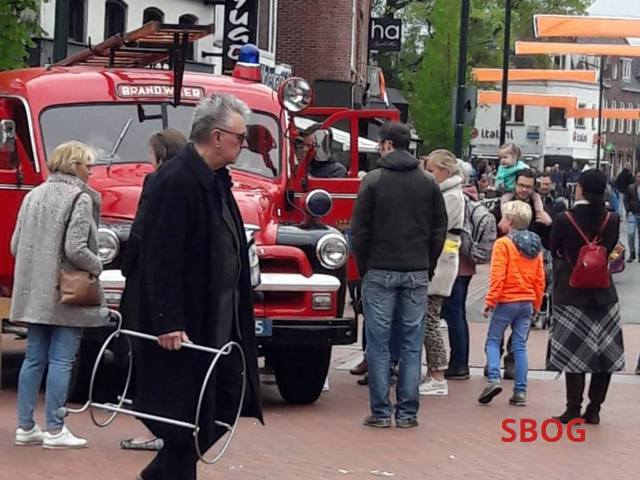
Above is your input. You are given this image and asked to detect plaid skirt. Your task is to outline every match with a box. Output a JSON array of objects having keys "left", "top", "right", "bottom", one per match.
[{"left": 546, "top": 303, "right": 625, "bottom": 373}]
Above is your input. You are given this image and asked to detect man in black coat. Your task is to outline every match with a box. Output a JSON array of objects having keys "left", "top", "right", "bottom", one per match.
[
  {"left": 352, "top": 121, "right": 447, "bottom": 428},
  {"left": 134, "top": 94, "right": 263, "bottom": 480}
]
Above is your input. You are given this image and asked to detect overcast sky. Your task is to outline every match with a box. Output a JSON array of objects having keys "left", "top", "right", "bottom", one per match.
[{"left": 588, "top": 0, "right": 640, "bottom": 17}]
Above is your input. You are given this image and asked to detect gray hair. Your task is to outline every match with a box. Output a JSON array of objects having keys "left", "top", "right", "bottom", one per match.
[{"left": 189, "top": 93, "right": 252, "bottom": 144}]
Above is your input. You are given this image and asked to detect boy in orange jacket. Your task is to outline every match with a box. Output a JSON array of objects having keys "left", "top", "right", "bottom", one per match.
[{"left": 478, "top": 200, "right": 545, "bottom": 406}]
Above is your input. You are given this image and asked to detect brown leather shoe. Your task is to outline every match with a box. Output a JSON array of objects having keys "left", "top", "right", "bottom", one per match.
[{"left": 350, "top": 358, "right": 368, "bottom": 375}]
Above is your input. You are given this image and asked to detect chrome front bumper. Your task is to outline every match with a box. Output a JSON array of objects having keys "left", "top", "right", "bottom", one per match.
[{"left": 99, "top": 270, "right": 341, "bottom": 293}]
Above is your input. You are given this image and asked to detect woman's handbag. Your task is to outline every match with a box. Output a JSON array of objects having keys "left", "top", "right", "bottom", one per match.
[
  {"left": 58, "top": 192, "right": 101, "bottom": 306},
  {"left": 59, "top": 269, "right": 101, "bottom": 305},
  {"left": 608, "top": 242, "right": 626, "bottom": 274}
]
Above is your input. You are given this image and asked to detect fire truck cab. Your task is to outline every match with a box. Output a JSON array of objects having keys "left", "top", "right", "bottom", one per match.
[{"left": 0, "top": 22, "right": 398, "bottom": 404}]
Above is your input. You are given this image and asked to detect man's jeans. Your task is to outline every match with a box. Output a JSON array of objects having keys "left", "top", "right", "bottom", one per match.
[
  {"left": 17, "top": 324, "right": 83, "bottom": 430},
  {"left": 362, "top": 269, "right": 428, "bottom": 421},
  {"left": 485, "top": 302, "right": 533, "bottom": 394},
  {"left": 442, "top": 276, "right": 471, "bottom": 369},
  {"left": 628, "top": 213, "right": 640, "bottom": 257}
]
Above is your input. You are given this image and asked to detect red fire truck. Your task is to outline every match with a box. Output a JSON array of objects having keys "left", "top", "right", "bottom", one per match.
[{"left": 0, "top": 22, "right": 398, "bottom": 404}]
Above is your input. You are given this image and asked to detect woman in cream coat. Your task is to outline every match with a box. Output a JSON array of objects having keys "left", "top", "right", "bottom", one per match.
[{"left": 419, "top": 150, "right": 465, "bottom": 396}]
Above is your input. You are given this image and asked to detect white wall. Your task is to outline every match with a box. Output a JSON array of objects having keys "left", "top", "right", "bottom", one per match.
[
  {"left": 472, "top": 80, "right": 602, "bottom": 167},
  {"left": 39, "top": 1, "right": 278, "bottom": 72}
]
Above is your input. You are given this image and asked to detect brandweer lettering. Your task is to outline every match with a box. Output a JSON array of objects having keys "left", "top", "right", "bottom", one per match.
[
  {"left": 117, "top": 85, "right": 204, "bottom": 99},
  {"left": 501, "top": 418, "right": 586, "bottom": 443}
]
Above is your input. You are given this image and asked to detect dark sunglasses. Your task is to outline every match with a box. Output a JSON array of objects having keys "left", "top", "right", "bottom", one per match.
[{"left": 216, "top": 127, "right": 248, "bottom": 144}]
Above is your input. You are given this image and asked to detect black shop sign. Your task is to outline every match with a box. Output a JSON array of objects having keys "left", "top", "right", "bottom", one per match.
[
  {"left": 369, "top": 18, "right": 402, "bottom": 52},
  {"left": 222, "top": 0, "right": 258, "bottom": 72}
]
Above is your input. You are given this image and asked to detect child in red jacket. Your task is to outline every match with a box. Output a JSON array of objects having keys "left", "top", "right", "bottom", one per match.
[{"left": 478, "top": 200, "right": 545, "bottom": 406}]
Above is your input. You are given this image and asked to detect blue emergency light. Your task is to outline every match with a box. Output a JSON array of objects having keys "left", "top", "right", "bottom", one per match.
[{"left": 238, "top": 44, "right": 260, "bottom": 65}]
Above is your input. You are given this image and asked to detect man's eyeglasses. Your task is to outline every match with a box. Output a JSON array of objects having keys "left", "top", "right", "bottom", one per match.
[{"left": 216, "top": 127, "right": 248, "bottom": 144}]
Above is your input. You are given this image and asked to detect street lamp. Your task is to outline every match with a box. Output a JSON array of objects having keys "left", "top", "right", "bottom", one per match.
[
  {"left": 453, "top": 0, "right": 471, "bottom": 158},
  {"left": 499, "top": 0, "right": 513, "bottom": 147}
]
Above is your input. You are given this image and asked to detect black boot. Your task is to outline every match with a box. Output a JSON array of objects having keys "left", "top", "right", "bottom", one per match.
[
  {"left": 582, "top": 372, "right": 612, "bottom": 425},
  {"left": 553, "top": 373, "right": 585, "bottom": 424},
  {"left": 635, "top": 355, "right": 640, "bottom": 375}
]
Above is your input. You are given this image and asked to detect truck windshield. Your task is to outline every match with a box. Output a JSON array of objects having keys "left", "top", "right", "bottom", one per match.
[{"left": 40, "top": 103, "right": 281, "bottom": 178}]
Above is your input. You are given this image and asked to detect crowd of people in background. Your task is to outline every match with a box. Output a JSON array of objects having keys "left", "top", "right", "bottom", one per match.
[{"left": 350, "top": 130, "right": 630, "bottom": 428}]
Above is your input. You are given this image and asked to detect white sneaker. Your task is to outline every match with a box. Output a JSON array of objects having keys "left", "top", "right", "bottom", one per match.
[
  {"left": 42, "top": 425, "right": 87, "bottom": 449},
  {"left": 15, "top": 424, "right": 44, "bottom": 446},
  {"left": 419, "top": 378, "right": 448, "bottom": 396}
]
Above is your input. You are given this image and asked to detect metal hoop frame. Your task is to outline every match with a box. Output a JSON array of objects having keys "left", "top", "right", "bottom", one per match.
[{"left": 58, "top": 311, "right": 247, "bottom": 464}]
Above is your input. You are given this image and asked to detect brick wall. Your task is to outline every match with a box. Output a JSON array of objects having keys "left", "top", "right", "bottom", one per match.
[{"left": 276, "top": 0, "right": 370, "bottom": 87}]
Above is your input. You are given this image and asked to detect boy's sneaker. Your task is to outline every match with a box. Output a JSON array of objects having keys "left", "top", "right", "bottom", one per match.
[
  {"left": 396, "top": 417, "right": 419, "bottom": 429},
  {"left": 509, "top": 391, "right": 527, "bottom": 406},
  {"left": 42, "top": 425, "right": 88, "bottom": 449},
  {"left": 15, "top": 424, "right": 44, "bottom": 446},
  {"left": 363, "top": 415, "right": 391, "bottom": 429},
  {"left": 478, "top": 382, "right": 503, "bottom": 404},
  {"left": 419, "top": 378, "right": 448, "bottom": 396}
]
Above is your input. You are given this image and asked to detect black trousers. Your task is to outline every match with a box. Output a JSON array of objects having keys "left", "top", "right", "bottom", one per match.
[{"left": 141, "top": 440, "right": 199, "bottom": 480}]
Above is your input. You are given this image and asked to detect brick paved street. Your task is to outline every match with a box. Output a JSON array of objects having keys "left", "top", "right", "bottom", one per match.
[{"left": 1, "top": 323, "right": 639, "bottom": 480}]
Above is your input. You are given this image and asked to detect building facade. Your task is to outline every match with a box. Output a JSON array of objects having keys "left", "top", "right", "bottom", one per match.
[
  {"left": 554, "top": 37, "right": 640, "bottom": 176},
  {"left": 30, "top": 0, "right": 279, "bottom": 74},
  {"left": 276, "top": 0, "right": 372, "bottom": 107},
  {"left": 471, "top": 80, "right": 601, "bottom": 172}
]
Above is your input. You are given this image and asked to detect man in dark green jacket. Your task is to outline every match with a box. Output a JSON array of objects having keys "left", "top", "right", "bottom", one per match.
[{"left": 352, "top": 121, "right": 447, "bottom": 429}]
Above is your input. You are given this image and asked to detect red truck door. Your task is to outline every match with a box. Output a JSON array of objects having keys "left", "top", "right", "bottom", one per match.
[
  {"left": 288, "top": 108, "right": 399, "bottom": 281},
  {"left": 0, "top": 98, "right": 41, "bottom": 299}
]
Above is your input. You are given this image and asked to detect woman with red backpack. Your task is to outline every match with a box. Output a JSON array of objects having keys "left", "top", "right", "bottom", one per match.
[{"left": 547, "top": 169, "right": 624, "bottom": 425}]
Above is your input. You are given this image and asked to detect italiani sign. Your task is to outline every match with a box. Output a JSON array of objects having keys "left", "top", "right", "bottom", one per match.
[{"left": 369, "top": 18, "right": 402, "bottom": 52}]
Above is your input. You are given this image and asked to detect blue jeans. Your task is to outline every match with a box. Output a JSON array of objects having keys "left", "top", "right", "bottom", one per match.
[
  {"left": 17, "top": 324, "right": 83, "bottom": 431},
  {"left": 362, "top": 269, "right": 428, "bottom": 421},
  {"left": 628, "top": 213, "right": 639, "bottom": 257},
  {"left": 485, "top": 302, "right": 532, "bottom": 393},
  {"left": 442, "top": 276, "right": 471, "bottom": 369}
]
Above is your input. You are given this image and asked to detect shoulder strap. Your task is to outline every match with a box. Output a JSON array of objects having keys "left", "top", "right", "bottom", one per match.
[{"left": 564, "top": 212, "right": 590, "bottom": 244}]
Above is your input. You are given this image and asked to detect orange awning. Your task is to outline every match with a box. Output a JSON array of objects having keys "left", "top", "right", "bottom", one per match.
[
  {"left": 534, "top": 15, "right": 640, "bottom": 39},
  {"left": 569, "top": 108, "right": 640, "bottom": 120},
  {"left": 472, "top": 68, "right": 597, "bottom": 83},
  {"left": 478, "top": 90, "right": 578, "bottom": 111},
  {"left": 516, "top": 41, "right": 640, "bottom": 57}
]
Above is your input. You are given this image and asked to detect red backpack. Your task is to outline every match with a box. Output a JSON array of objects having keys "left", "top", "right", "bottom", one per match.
[{"left": 565, "top": 212, "right": 611, "bottom": 289}]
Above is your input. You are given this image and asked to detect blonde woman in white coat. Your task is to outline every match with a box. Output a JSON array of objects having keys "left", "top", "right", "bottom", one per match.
[{"left": 419, "top": 150, "right": 465, "bottom": 396}]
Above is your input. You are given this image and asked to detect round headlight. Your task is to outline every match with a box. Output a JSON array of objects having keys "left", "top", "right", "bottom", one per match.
[
  {"left": 277, "top": 77, "right": 313, "bottom": 112},
  {"left": 98, "top": 228, "right": 120, "bottom": 264},
  {"left": 305, "top": 189, "right": 332, "bottom": 217},
  {"left": 316, "top": 233, "right": 348, "bottom": 270}
]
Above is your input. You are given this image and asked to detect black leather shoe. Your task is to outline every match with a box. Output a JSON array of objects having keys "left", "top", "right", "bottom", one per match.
[
  {"left": 350, "top": 359, "right": 368, "bottom": 376},
  {"left": 357, "top": 374, "right": 368, "bottom": 386},
  {"left": 445, "top": 366, "right": 470, "bottom": 380},
  {"left": 553, "top": 407, "right": 582, "bottom": 424},
  {"left": 628, "top": 256, "right": 636, "bottom": 263}
]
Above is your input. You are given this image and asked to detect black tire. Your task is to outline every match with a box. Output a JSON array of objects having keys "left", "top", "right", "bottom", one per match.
[{"left": 272, "top": 345, "right": 331, "bottom": 405}]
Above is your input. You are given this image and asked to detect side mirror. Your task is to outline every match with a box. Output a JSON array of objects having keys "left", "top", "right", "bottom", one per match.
[{"left": 0, "top": 119, "right": 16, "bottom": 153}]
